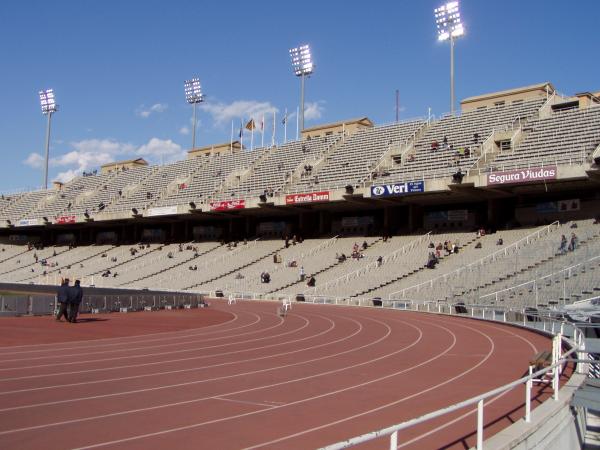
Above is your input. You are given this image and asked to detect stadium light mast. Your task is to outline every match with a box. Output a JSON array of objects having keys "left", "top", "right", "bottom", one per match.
[
  {"left": 289, "top": 44, "right": 314, "bottom": 132},
  {"left": 184, "top": 77, "right": 204, "bottom": 149},
  {"left": 434, "top": 1, "right": 465, "bottom": 114},
  {"left": 39, "top": 89, "right": 58, "bottom": 190}
]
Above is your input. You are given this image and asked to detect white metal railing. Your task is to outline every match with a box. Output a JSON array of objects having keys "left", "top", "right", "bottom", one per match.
[
  {"left": 479, "top": 254, "right": 600, "bottom": 305},
  {"left": 305, "top": 232, "right": 432, "bottom": 295},
  {"left": 388, "top": 222, "right": 561, "bottom": 300},
  {"left": 320, "top": 337, "right": 575, "bottom": 449}
]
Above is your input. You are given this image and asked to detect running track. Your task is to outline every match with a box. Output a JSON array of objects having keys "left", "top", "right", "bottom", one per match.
[{"left": 0, "top": 300, "right": 569, "bottom": 449}]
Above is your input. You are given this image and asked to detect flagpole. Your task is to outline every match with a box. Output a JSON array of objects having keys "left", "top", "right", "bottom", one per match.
[
  {"left": 284, "top": 108, "right": 288, "bottom": 143},
  {"left": 261, "top": 114, "right": 264, "bottom": 148},
  {"left": 272, "top": 110, "right": 276, "bottom": 147},
  {"left": 296, "top": 106, "right": 299, "bottom": 141},
  {"left": 240, "top": 118, "right": 244, "bottom": 149},
  {"left": 250, "top": 122, "right": 254, "bottom": 151},
  {"left": 230, "top": 120, "right": 234, "bottom": 152}
]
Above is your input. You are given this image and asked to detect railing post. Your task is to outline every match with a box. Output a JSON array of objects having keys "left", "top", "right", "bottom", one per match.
[
  {"left": 477, "top": 399, "right": 484, "bottom": 450},
  {"left": 525, "top": 377, "right": 532, "bottom": 423},
  {"left": 389, "top": 430, "right": 398, "bottom": 450}
]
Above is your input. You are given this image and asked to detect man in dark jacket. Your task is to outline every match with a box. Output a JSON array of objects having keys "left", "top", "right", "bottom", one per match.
[
  {"left": 55, "top": 278, "right": 70, "bottom": 321},
  {"left": 68, "top": 279, "right": 84, "bottom": 323}
]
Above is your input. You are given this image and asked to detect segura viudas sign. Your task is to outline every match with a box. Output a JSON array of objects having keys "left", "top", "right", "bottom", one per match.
[
  {"left": 370, "top": 181, "right": 425, "bottom": 198},
  {"left": 487, "top": 166, "right": 557, "bottom": 186}
]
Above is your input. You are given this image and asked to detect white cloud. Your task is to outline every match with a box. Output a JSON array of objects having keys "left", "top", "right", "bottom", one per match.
[
  {"left": 136, "top": 103, "right": 168, "bottom": 118},
  {"left": 136, "top": 138, "right": 185, "bottom": 163},
  {"left": 304, "top": 101, "right": 325, "bottom": 121},
  {"left": 179, "top": 126, "right": 190, "bottom": 135},
  {"left": 23, "top": 137, "right": 187, "bottom": 183},
  {"left": 24, "top": 153, "right": 44, "bottom": 169},
  {"left": 200, "top": 100, "right": 278, "bottom": 125}
]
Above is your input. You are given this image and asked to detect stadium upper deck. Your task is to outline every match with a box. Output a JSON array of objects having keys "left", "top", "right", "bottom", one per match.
[{"left": 0, "top": 82, "right": 599, "bottom": 240}]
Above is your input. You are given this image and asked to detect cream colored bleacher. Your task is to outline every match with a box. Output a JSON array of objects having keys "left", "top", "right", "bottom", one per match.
[
  {"left": 0, "top": 189, "right": 52, "bottom": 222},
  {"left": 291, "top": 121, "right": 424, "bottom": 192},
  {"left": 0, "top": 246, "right": 72, "bottom": 282},
  {"left": 379, "top": 224, "right": 562, "bottom": 301},
  {"left": 145, "top": 240, "right": 284, "bottom": 291},
  {"left": 203, "top": 236, "right": 360, "bottom": 294},
  {"left": 110, "top": 242, "right": 219, "bottom": 286},
  {"left": 153, "top": 148, "right": 263, "bottom": 208},
  {"left": 490, "top": 105, "right": 600, "bottom": 171}
]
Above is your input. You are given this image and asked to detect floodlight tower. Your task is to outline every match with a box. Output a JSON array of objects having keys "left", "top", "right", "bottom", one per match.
[
  {"left": 434, "top": 1, "right": 465, "bottom": 114},
  {"left": 184, "top": 78, "right": 204, "bottom": 149},
  {"left": 289, "top": 44, "right": 314, "bottom": 132},
  {"left": 39, "top": 89, "right": 58, "bottom": 190}
]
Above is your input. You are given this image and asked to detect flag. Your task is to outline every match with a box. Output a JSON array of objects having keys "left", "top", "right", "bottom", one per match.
[
  {"left": 238, "top": 126, "right": 243, "bottom": 138},
  {"left": 245, "top": 119, "right": 255, "bottom": 131}
]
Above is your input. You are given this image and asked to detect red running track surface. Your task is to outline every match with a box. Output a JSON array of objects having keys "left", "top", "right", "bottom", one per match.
[{"left": 0, "top": 300, "right": 570, "bottom": 450}]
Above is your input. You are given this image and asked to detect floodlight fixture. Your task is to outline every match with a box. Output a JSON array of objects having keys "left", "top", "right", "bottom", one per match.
[
  {"left": 38, "top": 89, "right": 58, "bottom": 190},
  {"left": 434, "top": 1, "right": 465, "bottom": 114},
  {"left": 184, "top": 77, "right": 204, "bottom": 150},
  {"left": 289, "top": 44, "right": 314, "bottom": 132}
]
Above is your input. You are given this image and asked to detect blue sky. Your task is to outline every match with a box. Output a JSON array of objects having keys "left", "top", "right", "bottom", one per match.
[{"left": 0, "top": 0, "right": 597, "bottom": 191}]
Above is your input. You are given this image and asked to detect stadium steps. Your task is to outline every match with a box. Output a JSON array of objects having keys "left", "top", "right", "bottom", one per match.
[
  {"left": 455, "top": 231, "right": 600, "bottom": 301},
  {"left": 350, "top": 236, "right": 479, "bottom": 298},
  {"left": 16, "top": 245, "right": 116, "bottom": 282},
  {"left": 0, "top": 247, "right": 32, "bottom": 265},
  {"left": 183, "top": 243, "right": 288, "bottom": 290},
  {"left": 85, "top": 244, "right": 165, "bottom": 276},
  {"left": 119, "top": 243, "right": 222, "bottom": 285},
  {"left": 267, "top": 238, "right": 384, "bottom": 294},
  {"left": 0, "top": 246, "right": 73, "bottom": 276}
]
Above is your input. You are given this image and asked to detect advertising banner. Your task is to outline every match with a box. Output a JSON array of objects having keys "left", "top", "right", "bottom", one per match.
[
  {"left": 16, "top": 218, "right": 40, "bottom": 227},
  {"left": 487, "top": 166, "right": 557, "bottom": 186},
  {"left": 209, "top": 199, "right": 245, "bottom": 211},
  {"left": 285, "top": 191, "right": 330, "bottom": 205},
  {"left": 55, "top": 216, "right": 76, "bottom": 225},
  {"left": 147, "top": 206, "right": 178, "bottom": 217},
  {"left": 370, "top": 181, "right": 425, "bottom": 197}
]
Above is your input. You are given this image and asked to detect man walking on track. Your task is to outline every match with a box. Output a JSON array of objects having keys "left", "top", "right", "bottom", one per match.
[
  {"left": 68, "top": 279, "right": 83, "bottom": 323},
  {"left": 55, "top": 278, "right": 70, "bottom": 321}
]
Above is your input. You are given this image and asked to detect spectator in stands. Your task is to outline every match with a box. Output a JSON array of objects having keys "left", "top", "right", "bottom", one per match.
[
  {"left": 307, "top": 276, "right": 316, "bottom": 287},
  {"left": 428, "top": 242, "right": 434, "bottom": 249},
  {"left": 55, "top": 279, "right": 70, "bottom": 322},
  {"left": 426, "top": 252, "right": 438, "bottom": 269},
  {"left": 496, "top": 238, "right": 504, "bottom": 246},
  {"left": 569, "top": 233, "right": 579, "bottom": 251},
  {"left": 167, "top": 251, "right": 174, "bottom": 258},
  {"left": 559, "top": 235, "right": 568, "bottom": 254},
  {"left": 473, "top": 133, "right": 479, "bottom": 144},
  {"left": 475, "top": 242, "right": 482, "bottom": 249},
  {"left": 431, "top": 141, "right": 439, "bottom": 151},
  {"left": 435, "top": 243, "right": 443, "bottom": 258},
  {"left": 235, "top": 272, "right": 244, "bottom": 279},
  {"left": 338, "top": 253, "right": 347, "bottom": 263},
  {"left": 299, "top": 266, "right": 305, "bottom": 281},
  {"left": 362, "top": 241, "right": 368, "bottom": 251},
  {"left": 377, "top": 256, "right": 383, "bottom": 267},
  {"left": 68, "top": 280, "right": 83, "bottom": 323},
  {"left": 443, "top": 136, "right": 448, "bottom": 146}
]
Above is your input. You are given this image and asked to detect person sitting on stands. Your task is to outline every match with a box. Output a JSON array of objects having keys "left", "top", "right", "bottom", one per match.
[
  {"left": 338, "top": 253, "right": 347, "bottom": 263},
  {"left": 473, "top": 133, "right": 479, "bottom": 144},
  {"left": 167, "top": 251, "right": 174, "bottom": 258},
  {"left": 496, "top": 238, "right": 503, "bottom": 246},
  {"left": 558, "top": 235, "right": 568, "bottom": 254},
  {"left": 475, "top": 242, "right": 482, "bottom": 249},
  {"left": 307, "top": 276, "right": 316, "bottom": 287},
  {"left": 376, "top": 256, "right": 383, "bottom": 267},
  {"left": 569, "top": 233, "right": 578, "bottom": 251},
  {"left": 435, "top": 243, "right": 443, "bottom": 258},
  {"left": 426, "top": 252, "right": 438, "bottom": 269},
  {"left": 431, "top": 141, "right": 439, "bottom": 151},
  {"left": 362, "top": 240, "right": 368, "bottom": 251},
  {"left": 443, "top": 135, "right": 448, "bottom": 145}
]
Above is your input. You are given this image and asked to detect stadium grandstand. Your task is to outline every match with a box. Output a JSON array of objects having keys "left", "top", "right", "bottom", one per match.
[{"left": 1, "top": 80, "right": 599, "bottom": 448}]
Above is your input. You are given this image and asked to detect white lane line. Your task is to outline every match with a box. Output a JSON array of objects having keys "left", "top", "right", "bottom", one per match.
[
  {"left": 214, "top": 396, "right": 279, "bottom": 409},
  {"left": 242, "top": 318, "right": 493, "bottom": 450},
  {"left": 0, "top": 311, "right": 297, "bottom": 372},
  {"left": 0, "top": 315, "right": 402, "bottom": 432},
  {"left": 0, "top": 305, "right": 243, "bottom": 355},
  {"left": 0, "top": 313, "right": 340, "bottom": 395},
  {"left": 67, "top": 318, "right": 437, "bottom": 450},
  {"left": 0, "top": 311, "right": 278, "bottom": 364}
]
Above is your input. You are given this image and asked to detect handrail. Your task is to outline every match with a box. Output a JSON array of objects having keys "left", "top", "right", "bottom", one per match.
[
  {"left": 480, "top": 254, "right": 600, "bottom": 301},
  {"left": 388, "top": 222, "right": 561, "bottom": 299},
  {"left": 320, "top": 350, "right": 575, "bottom": 450},
  {"left": 305, "top": 232, "right": 432, "bottom": 295}
]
